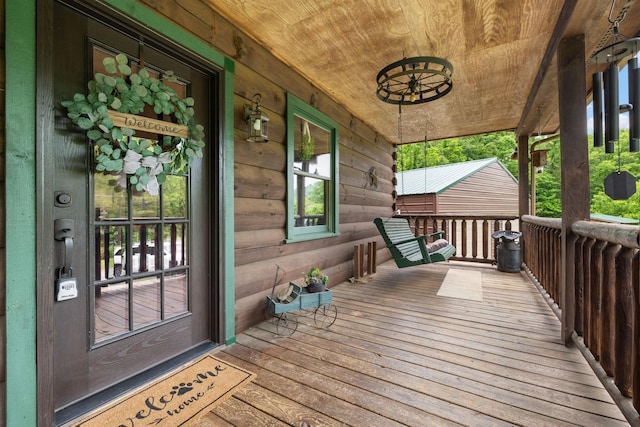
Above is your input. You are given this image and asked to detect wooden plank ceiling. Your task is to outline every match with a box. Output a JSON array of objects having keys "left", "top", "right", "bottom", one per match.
[{"left": 208, "top": 0, "right": 640, "bottom": 144}]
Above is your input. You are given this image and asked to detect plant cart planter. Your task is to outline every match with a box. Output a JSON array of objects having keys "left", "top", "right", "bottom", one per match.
[{"left": 266, "top": 282, "right": 338, "bottom": 336}]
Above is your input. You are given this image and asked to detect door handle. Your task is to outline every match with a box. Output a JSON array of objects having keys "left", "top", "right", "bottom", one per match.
[{"left": 54, "top": 219, "right": 74, "bottom": 275}]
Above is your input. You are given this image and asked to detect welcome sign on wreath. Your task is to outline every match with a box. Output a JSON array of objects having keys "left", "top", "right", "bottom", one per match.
[{"left": 62, "top": 53, "right": 205, "bottom": 195}]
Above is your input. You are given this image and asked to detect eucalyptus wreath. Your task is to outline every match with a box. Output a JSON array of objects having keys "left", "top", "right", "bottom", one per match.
[{"left": 61, "top": 53, "right": 205, "bottom": 195}]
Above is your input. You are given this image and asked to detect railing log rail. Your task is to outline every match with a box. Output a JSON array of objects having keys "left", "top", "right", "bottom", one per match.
[
  {"left": 396, "top": 214, "right": 518, "bottom": 264},
  {"left": 522, "top": 215, "right": 640, "bottom": 417}
]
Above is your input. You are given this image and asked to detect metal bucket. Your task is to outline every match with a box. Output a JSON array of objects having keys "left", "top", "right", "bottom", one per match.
[{"left": 492, "top": 230, "right": 522, "bottom": 273}]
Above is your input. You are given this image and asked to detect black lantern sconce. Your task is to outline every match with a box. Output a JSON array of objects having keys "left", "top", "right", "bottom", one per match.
[{"left": 244, "top": 93, "right": 269, "bottom": 142}]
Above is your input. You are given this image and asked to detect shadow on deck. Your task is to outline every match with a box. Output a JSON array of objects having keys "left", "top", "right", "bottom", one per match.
[{"left": 198, "top": 261, "right": 633, "bottom": 426}]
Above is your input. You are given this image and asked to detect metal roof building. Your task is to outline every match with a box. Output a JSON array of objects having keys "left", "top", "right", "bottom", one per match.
[{"left": 395, "top": 158, "right": 519, "bottom": 215}]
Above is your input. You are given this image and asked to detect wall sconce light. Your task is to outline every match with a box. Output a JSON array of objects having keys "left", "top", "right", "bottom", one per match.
[{"left": 244, "top": 93, "right": 269, "bottom": 142}]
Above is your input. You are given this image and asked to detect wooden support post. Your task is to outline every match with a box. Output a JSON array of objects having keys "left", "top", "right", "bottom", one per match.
[
  {"left": 558, "top": 33, "right": 590, "bottom": 345},
  {"left": 369, "top": 241, "right": 377, "bottom": 274},
  {"left": 353, "top": 245, "right": 361, "bottom": 280},
  {"left": 358, "top": 243, "right": 365, "bottom": 278}
]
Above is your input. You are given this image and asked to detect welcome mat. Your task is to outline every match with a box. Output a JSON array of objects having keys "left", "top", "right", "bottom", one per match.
[
  {"left": 436, "top": 268, "right": 483, "bottom": 301},
  {"left": 75, "top": 355, "right": 256, "bottom": 427}
]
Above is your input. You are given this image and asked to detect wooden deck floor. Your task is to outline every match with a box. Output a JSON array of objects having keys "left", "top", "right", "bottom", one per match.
[{"left": 196, "top": 261, "right": 632, "bottom": 426}]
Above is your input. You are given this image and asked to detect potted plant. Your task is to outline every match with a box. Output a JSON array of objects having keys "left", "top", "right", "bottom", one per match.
[{"left": 303, "top": 266, "right": 328, "bottom": 293}]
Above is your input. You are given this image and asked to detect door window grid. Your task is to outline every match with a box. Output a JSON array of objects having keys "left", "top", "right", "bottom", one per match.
[{"left": 90, "top": 46, "right": 191, "bottom": 345}]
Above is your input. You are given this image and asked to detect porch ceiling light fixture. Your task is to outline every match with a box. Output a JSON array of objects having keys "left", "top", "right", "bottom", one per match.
[
  {"left": 244, "top": 93, "right": 269, "bottom": 142},
  {"left": 376, "top": 56, "right": 454, "bottom": 105}
]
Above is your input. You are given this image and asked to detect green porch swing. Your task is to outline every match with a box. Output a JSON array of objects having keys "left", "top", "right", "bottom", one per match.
[{"left": 374, "top": 217, "right": 456, "bottom": 268}]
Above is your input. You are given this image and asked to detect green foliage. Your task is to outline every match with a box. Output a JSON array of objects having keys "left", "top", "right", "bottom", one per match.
[
  {"left": 304, "top": 181, "right": 325, "bottom": 215},
  {"left": 396, "top": 130, "right": 640, "bottom": 220},
  {"left": 303, "top": 266, "right": 328, "bottom": 285},
  {"left": 61, "top": 53, "right": 205, "bottom": 194},
  {"left": 396, "top": 131, "right": 519, "bottom": 176}
]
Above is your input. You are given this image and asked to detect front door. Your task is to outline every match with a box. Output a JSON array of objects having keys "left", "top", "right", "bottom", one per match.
[{"left": 48, "top": 1, "right": 219, "bottom": 417}]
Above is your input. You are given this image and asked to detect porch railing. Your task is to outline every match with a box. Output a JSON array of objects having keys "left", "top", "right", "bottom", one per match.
[
  {"left": 395, "top": 214, "right": 519, "bottom": 264},
  {"left": 522, "top": 215, "right": 640, "bottom": 416}
]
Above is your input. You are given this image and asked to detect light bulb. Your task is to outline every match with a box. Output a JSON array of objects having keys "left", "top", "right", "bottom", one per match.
[
  {"left": 253, "top": 119, "right": 261, "bottom": 131},
  {"left": 409, "top": 92, "right": 416, "bottom": 102}
]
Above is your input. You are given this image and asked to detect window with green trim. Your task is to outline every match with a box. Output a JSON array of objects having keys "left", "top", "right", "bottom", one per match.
[{"left": 286, "top": 93, "right": 339, "bottom": 241}]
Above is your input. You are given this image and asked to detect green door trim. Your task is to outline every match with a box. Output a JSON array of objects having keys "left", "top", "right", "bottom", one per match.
[
  {"left": 5, "top": 0, "right": 37, "bottom": 425},
  {"left": 6, "top": 1, "right": 235, "bottom": 424}
]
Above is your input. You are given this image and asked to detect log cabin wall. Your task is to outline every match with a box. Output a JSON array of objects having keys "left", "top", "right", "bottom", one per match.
[
  {"left": 0, "top": 0, "right": 6, "bottom": 420},
  {"left": 137, "top": 0, "right": 396, "bottom": 333}
]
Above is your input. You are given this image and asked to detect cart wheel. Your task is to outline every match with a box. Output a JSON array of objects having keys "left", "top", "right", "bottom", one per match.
[
  {"left": 275, "top": 313, "right": 298, "bottom": 336},
  {"left": 314, "top": 304, "right": 337, "bottom": 328},
  {"left": 264, "top": 300, "right": 275, "bottom": 320}
]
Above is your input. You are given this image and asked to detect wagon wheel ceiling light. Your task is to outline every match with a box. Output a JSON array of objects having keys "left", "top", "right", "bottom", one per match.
[{"left": 376, "top": 56, "right": 454, "bottom": 105}]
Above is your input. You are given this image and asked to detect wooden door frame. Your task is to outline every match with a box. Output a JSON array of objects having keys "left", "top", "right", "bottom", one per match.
[{"left": 10, "top": 0, "right": 237, "bottom": 424}]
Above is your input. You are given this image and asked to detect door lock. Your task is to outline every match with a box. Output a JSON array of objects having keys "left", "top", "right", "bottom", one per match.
[{"left": 54, "top": 219, "right": 77, "bottom": 301}]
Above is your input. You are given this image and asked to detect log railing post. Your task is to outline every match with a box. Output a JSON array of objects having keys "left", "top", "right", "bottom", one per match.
[
  {"left": 575, "top": 236, "right": 586, "bottom": 336},
  {"left": 633, "top": 251, "right": 640, "bottom": 411},
  {"left": 589, "top": 240, "right": 607, "bottom": 361},
  {"left": 614, "top": 247, "right": 634, "bottom": 397}
]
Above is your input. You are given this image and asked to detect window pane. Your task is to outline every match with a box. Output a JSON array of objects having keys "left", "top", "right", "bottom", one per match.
[
  {"left": 293, "top": 116, "right": 331, "bottom": 177},
  {"left": 133, "top": 275, "right": 161, "bottom": 329},
  {"left": 294, "top": 175, "right": 326, "bottom": 227},
  {"left": 94, "top": 281, "right": 129, "bottom": 342}
]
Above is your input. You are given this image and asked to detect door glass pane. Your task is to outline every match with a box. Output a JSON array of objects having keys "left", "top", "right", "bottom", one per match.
[
  {"left": 133, "top": 275, "right": 161, "bottom": 329},
  {"left": 165, "top": 271, "right": 188, "bottom": 317},
  {"left": 96, "top": 224, "right": 127, "bottom": 280},
  {"left": 133, "top": 174, "right": 160, "bottom": 218},
  {"left": 164, "top": 223, "right": 187, "bottom": 268},
  {"left": 130, "top": 224, "right": 160, "bottom": 273},
  {"left": 94, "top": 281, "right": 129, "bottom": 342},
  {"left": 95, "top": 172, "right": 128, "bottom": 219},
  {"left": 164, "top": 175, "right": 187, "bottom": 217}
]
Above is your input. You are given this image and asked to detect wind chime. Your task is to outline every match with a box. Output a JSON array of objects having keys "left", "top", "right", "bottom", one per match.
[{"left": 591, "top": 1, "right": 640, "bottom": 200}]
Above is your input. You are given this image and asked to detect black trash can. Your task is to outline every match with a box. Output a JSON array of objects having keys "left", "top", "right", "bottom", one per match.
[{"left": 492, "top": 230, "right": 522, "bottom": 273}]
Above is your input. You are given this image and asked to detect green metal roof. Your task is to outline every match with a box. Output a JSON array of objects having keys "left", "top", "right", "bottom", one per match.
[
  {"left": 590, "top": 213, "right": 639, "bottom": 224},
  {"left": 396, "top": 158, "right": 515, "bottom": 195}
]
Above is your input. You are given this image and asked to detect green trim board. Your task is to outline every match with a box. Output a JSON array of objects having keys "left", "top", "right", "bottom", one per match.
[
  {"left": 5, "top": 0, "right": 236, "bottom": 423},
  {"left": 5, "top": 0, "right": 38, "bottom": 425},
  {"left": 100, "top": 0, "right": 237, "bottom": 350},
  {"left": 285, "top": 93, "right": 340, "bottom": 242},
  {"left": 223, "top": 57, "right": 236, "bottom": 344}
]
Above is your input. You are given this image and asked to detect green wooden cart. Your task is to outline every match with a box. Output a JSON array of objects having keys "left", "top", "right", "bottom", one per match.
[{"left": 266, "top": 282, "right": 338, "bottom": 336}]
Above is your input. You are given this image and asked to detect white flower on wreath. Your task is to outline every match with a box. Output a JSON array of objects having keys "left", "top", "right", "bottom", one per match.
[{"left": 123, "top": 150, "right": 173, "bottom": 196}]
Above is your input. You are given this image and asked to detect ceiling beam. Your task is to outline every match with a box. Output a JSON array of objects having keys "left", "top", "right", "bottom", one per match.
[{"left": 515, "top": 0, "right": 578, "bottom": 139}]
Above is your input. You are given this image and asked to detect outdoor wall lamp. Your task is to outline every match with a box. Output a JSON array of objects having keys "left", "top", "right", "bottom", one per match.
[{"left": 244, "top": 93, "right": 269, "bottom": 142}]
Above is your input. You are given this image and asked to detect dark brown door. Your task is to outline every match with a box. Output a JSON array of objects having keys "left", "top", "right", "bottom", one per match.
[{"left": 51, "top": 2, "right": 217, "bottom": 414}]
